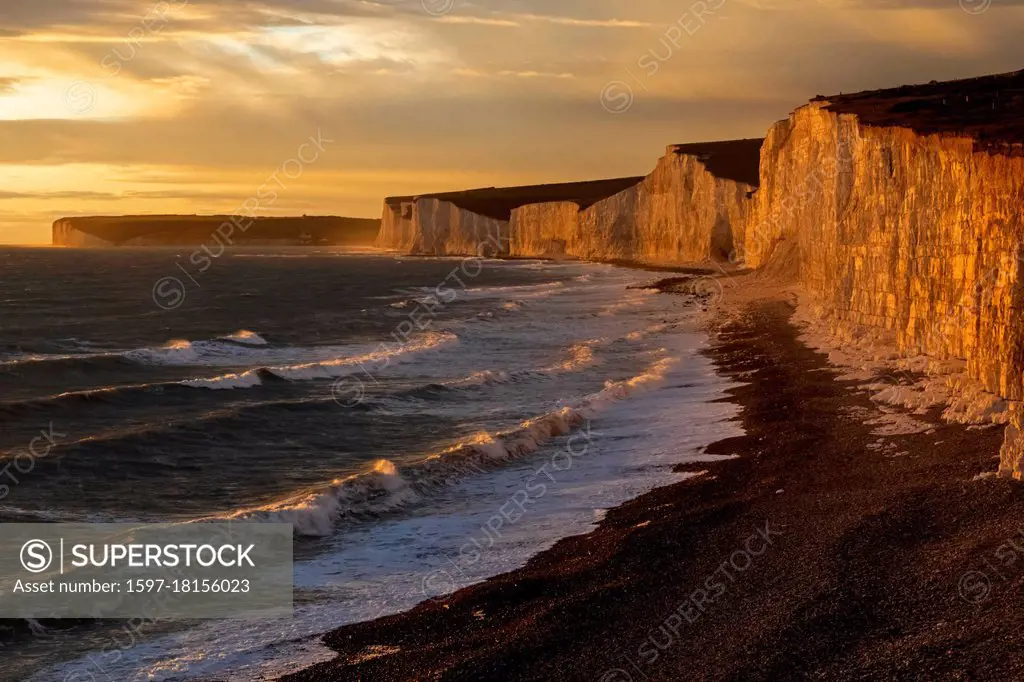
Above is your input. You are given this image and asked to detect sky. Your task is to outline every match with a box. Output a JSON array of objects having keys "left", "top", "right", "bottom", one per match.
[{"left": 0, "top": 0, "right": 1020, "bottom": 244}]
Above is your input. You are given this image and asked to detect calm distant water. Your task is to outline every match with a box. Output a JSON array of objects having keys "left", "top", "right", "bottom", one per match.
[{"left": 0, "top": 247, "right": 741, "bottom": 681}]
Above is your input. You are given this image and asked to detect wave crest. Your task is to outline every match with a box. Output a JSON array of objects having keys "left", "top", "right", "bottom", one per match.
[
  {"left": 218, "top": 460, "right": 419, "bottom": 536},
  {"left": 221, "top": 330, "right": 269, "bottom": 346},
  {"left": 213, "top": 353, "right": 678, "bottom": 536},
  {"left": 180, "top": 331, "right": 458, "bottom": 390}
]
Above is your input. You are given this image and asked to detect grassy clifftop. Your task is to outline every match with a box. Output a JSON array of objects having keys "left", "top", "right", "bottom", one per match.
[
  {"left": 817, "top": 68, "right": 1024, "bottom": 153},
  {"left": 384, "top": 177, "right": 646, "bottom": 222}
]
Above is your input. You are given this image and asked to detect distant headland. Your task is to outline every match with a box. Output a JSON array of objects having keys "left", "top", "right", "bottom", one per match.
[{"left": 52, "top": 215, "right": 380, "bottom": 247}]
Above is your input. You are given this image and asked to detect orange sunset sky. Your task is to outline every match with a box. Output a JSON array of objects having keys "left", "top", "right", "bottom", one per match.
[{"left": 0, "top": 0, "right": 1020, "bottom": 244}]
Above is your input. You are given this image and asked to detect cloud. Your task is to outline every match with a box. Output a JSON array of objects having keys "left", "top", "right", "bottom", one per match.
[
  {"left": 0, "top": 190, "right": 117, "bottom": 200},
  {"left": 455, "top": 68, "right": 576, "bottom": 79},
  {"left": 0, "top": 0, "right": 397, "bottom": 34},
  {"left": 437, "top": 11, "right": 653, "bottom": 28},
  {"left": 0, "top": 187, "right": 254, "bottom": 202},
  {"left": 0, "top": 77, "right": 24, "bottom": 94},
  {"left": 737, "top": 0, "right": 1024, "bottom": 8},
  {"left": 514, "top": 14, "right": 653, "bottom": 27},
  {"left": 3, "top": 0, "right": 1024, "bottom": 244},
  {"left": 435, "top": 16, "right": 521, "bottom": 26}
]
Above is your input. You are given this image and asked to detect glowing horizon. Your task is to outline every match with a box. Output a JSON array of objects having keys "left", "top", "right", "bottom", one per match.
[{"left": 0, "top": 0, "right": 1021, "bottom": 244}]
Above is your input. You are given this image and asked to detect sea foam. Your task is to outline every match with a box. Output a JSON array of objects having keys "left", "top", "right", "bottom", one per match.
[{"left": 215, "top": 352, "right": 679, "bottom": 536}]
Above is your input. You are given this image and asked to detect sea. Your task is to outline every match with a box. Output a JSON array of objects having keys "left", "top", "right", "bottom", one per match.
[{"left": 0, "top": 247, "right": 742, "bottom": 681}]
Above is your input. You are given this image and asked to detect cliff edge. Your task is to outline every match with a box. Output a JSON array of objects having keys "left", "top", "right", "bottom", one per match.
[
  {"left": 377, "top": 178, "right": 643, "bottom": 257},
  {"left": 742, "top": 69, "right": 1024, "bottom": 476},
  {"left": 511, "top": 139, "right": 761, "bottom": 263},
  {"left": 818, "top": 68, "right": 1024, "bottom": 154}
]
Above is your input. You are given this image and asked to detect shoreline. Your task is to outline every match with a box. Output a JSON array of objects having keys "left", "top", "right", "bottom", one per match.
[
  {"left": 284, "top": 291, "right": 1024, "bottom": 681},
  {"left": 4, "top": 255, "right": 730, "bottom": 680},
  {"left": 392, "top": 250, "right": 738, "bottom": 276}
]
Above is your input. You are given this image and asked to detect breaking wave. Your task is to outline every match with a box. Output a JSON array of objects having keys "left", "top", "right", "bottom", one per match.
[
  {"left": 217, "top": 353, "right": 678, "bottom": 536},
  {"left": 410, "top": 280, "right": 566, "bottom": 307},
  {"left": 539, "top": 340, "right": 602, "bottom": 373},
  {"left": 181, "top": 332, "right": 458, "bottom": 390},
  {"left": 0, "top": 333, "right": 458, "bottom": 417},
  {"left": 124, "top": 335, "right": 357, "bottom": 368},
  {"left": 442, "top": 370, "right": 514, "bottom": 388},
  {"left": 220, "top": 330, "right": 268, "bottom": 346},
  {"left": 0, "top": 330, "right": 288, "bottom": 369}
]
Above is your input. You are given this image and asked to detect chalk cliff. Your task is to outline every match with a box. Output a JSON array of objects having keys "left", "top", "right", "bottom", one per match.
[
  {"left": 510, "top": 139, "right": 761, "bottom": 263},
  {"left": 378, "top": 198, "right": 418, "bottom": 253},
  {"left": 375, "top": 178, "right": 643, "bottom": 256},
  {"left": 379, "top": 194, "right": 508, "bottom": 256},
  {"left": 53, "top": 220, "right": 117, "bottom": 247},
  {"left": 373, "top": 68, "right": 1024, "bottom": 476},
  {"left": 410, "top": 198, "right": 510, "bottom": 257},
  {"left": 509, "top": 201, "right": 586, "bottom": 258},
  {"left": 741, "top": 69, "right": 1024, "bottom": 476}
]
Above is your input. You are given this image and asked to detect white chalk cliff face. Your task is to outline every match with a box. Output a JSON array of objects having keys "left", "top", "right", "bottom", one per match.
[
  {"left": 376, "top": 201, "right": 417, "bottom": 252},
  {"left": 509, "top": 147, "right": 755, "bottom": 263},
  {"left": 745, "top": 102, "right": 1024, "bottom": 475},
  {"left": 412, "top": 198, "right": 508, "bottom": 257},
  {"left": 375, "top": 198, "right": 508, "bottom": 256},
  {"left": 506, "top": 201, "right": 582, "bottom": 258},
  {"left": 52, "top": 220, "right": 115, "bottom": 247},
  {"left": 748, "top": 102, "right": 1024, "bottom": 396}
]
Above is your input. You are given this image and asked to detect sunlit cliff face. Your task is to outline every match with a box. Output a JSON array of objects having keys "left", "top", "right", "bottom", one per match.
[{"left": 0, "top": 0, "right": 1021, "bottom": 243}]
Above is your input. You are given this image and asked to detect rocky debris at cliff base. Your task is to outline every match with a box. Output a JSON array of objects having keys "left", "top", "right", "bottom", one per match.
[
  {"left": 635, "top": 275, "right": 732, "bottom": 312},
  {"left": 791, "top": 294, "right": 1013, "bottom": 430},
  {"left": 702, "top": 277, "right": 1011, "bottom": 476},
  {"left": 792, "top": 287, "right": 1024, "bottom": 477},
  {"left": 863, "top": 374, "right": 949, "bottom": 415},
  {"left": 638, "top": 273, "right": 726, "bottom": 293},
  {"left": 634, "top": 275, "right": 697, "bottom": 292},
  {"left": 864, "top": 406, "right": 933, "bottom": 436}
]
